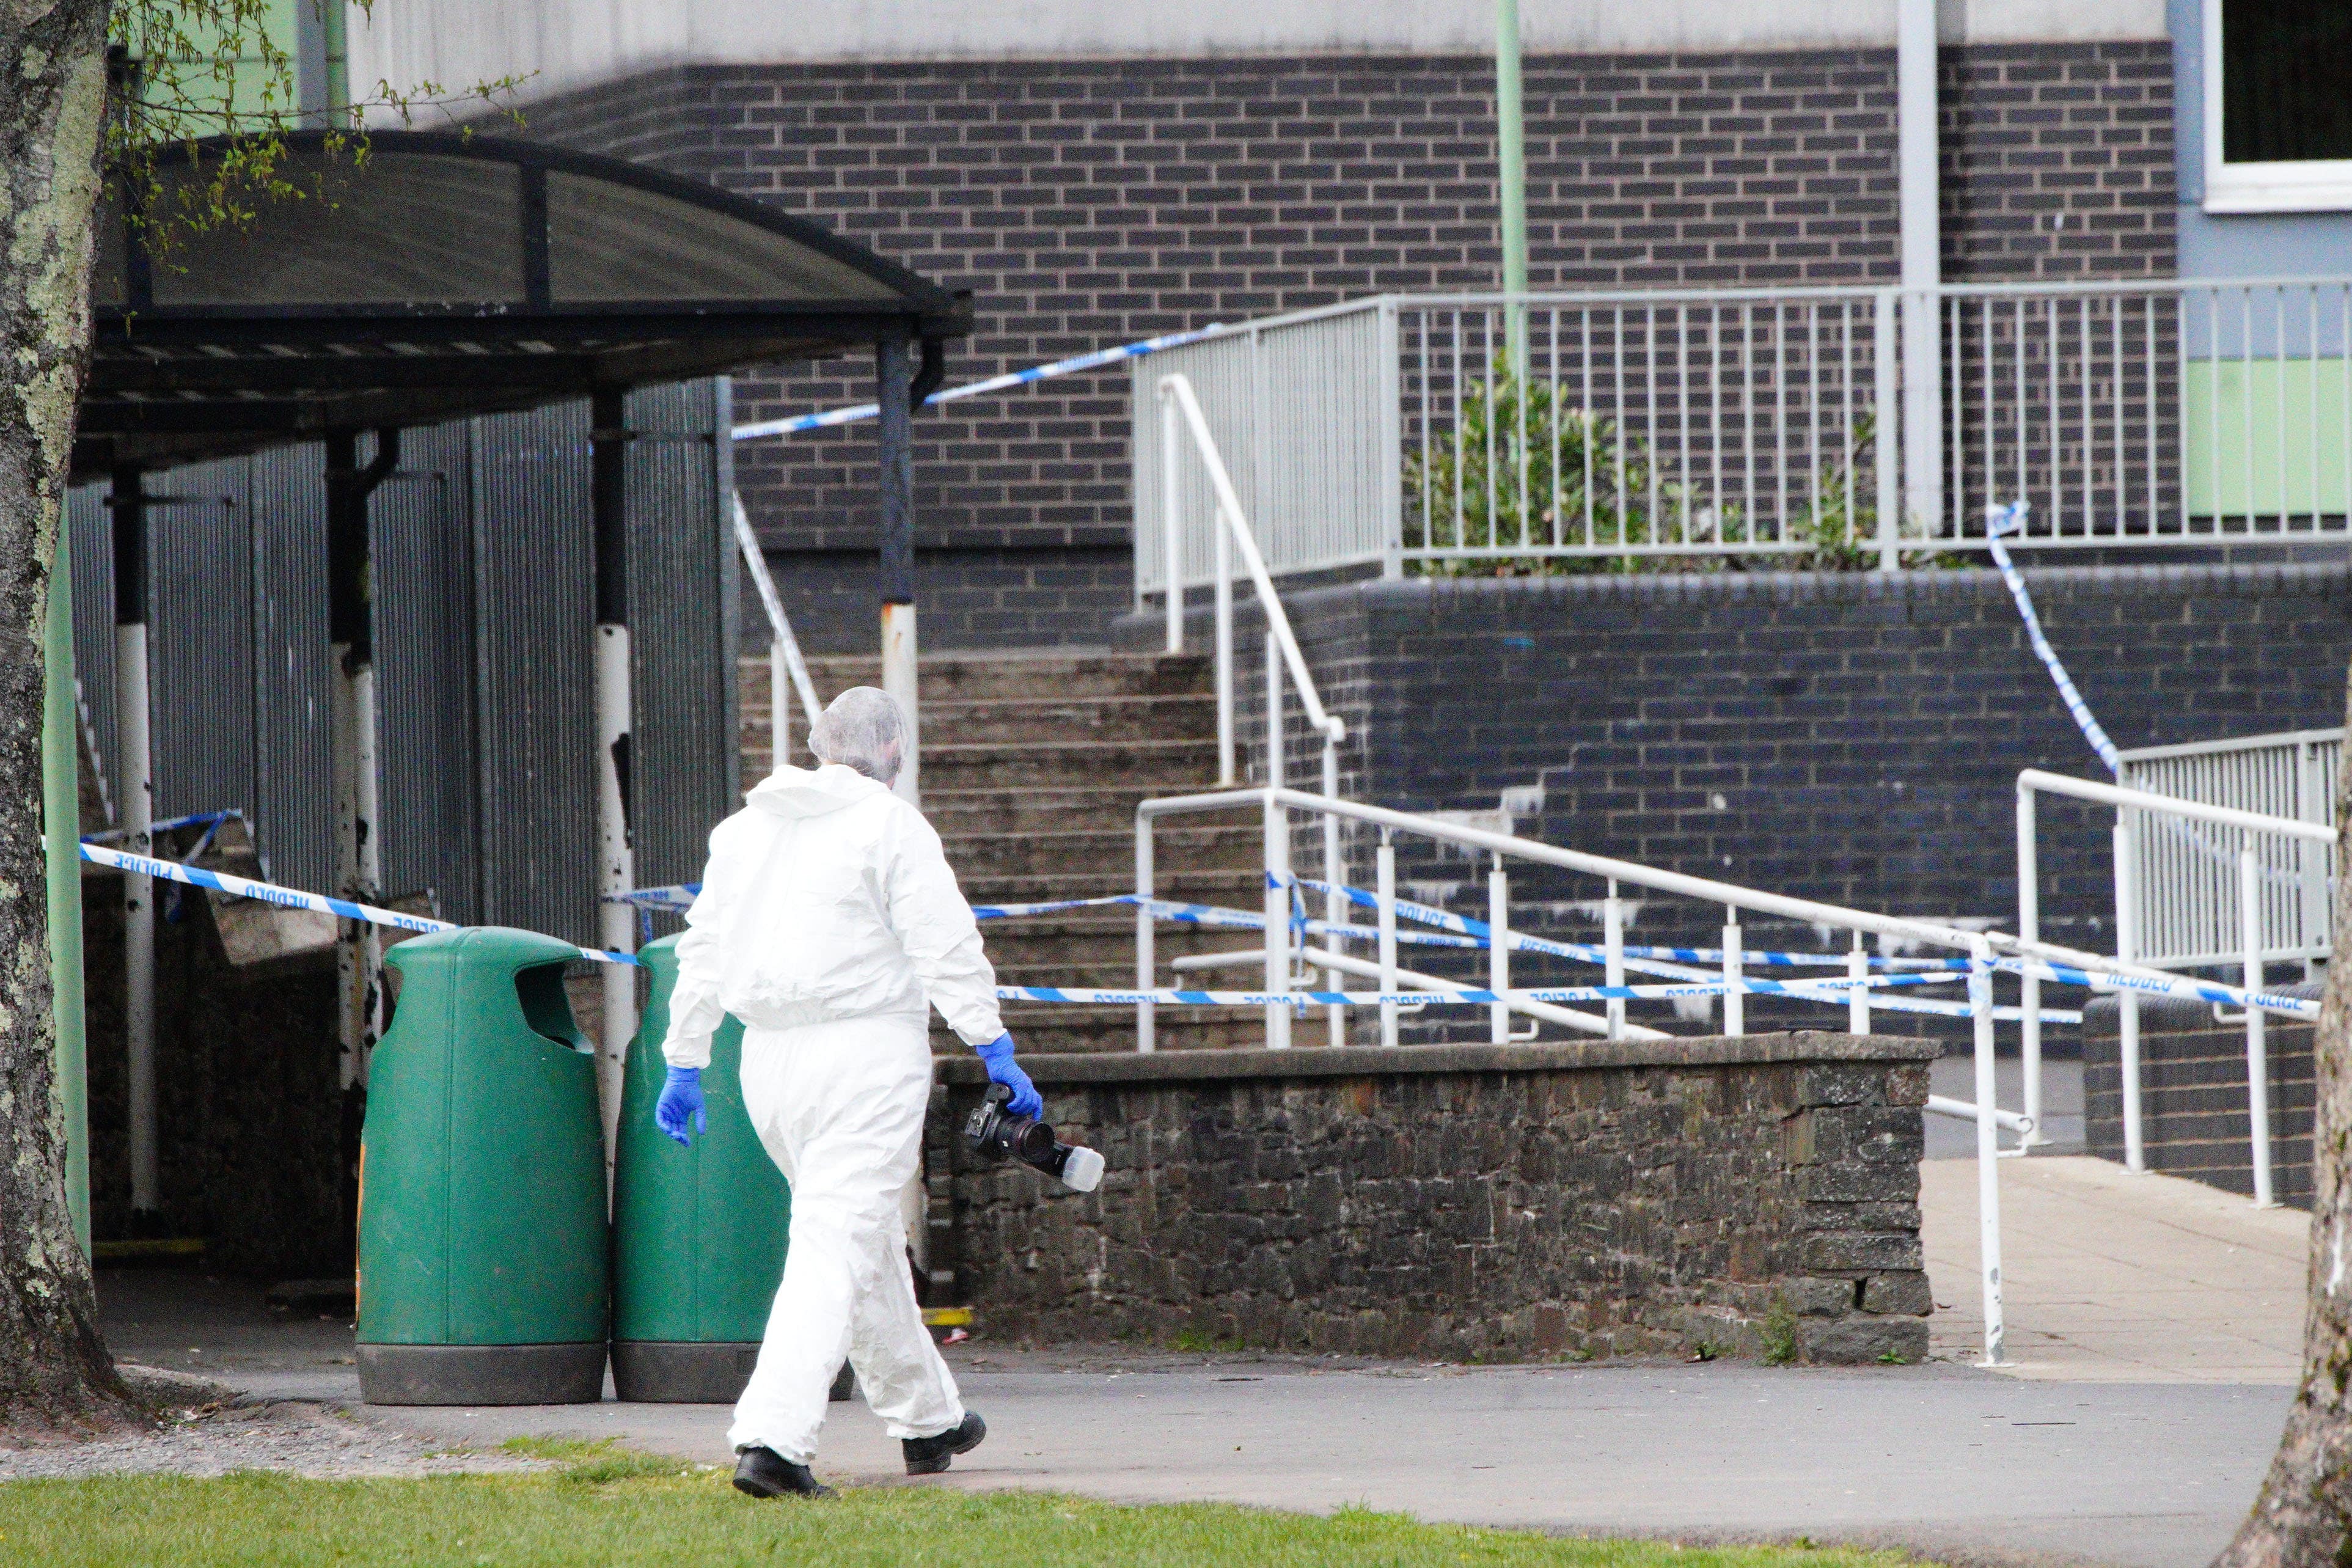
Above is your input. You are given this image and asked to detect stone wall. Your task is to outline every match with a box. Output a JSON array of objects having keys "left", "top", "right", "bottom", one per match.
[
  {"left": 2083, "top": 994, "right": 2321, "bottom": 1207},
  {"left": 931, "top": 1032, "right": 1934, "bottom": 1365}
]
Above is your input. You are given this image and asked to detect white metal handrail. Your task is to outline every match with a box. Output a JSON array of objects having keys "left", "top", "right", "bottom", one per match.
[
  {"left": 1152, "top": 372, "right": 1350, "bottom": 1051},
  {"left": 732, "top": 491, "right": 822, "bottom": 768},
  {"left": 1135, "top": 779, "right": 2325, "bottom": 1366},
  {"left": 2018, "top": 768, "right": 2332, "bottom": 1207}
]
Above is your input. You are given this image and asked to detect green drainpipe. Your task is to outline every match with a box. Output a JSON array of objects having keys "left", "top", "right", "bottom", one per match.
[
  {"left": 323, "top": 0, "right": 349, "bottom": 125},
  {"left": 1496, "top": 0, "right": 1528, "bottom": 372},
  {"left": 45, "top": 514, "right": 89, "bottom": 1255}
]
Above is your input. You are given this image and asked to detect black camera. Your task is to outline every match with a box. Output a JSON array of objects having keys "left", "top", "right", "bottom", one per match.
[{"left": 963, "top": 1085, "right": 1105, "bottom": 1192}]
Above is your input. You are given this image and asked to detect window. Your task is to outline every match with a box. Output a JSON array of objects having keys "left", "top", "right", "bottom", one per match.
[{"left": 2205, "top": 0, "right": 2352, "bottom": 212}]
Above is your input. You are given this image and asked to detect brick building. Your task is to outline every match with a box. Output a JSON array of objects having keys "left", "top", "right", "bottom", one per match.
[{"left": 342, "top": 0, "right": 2309, "bottom": 650}]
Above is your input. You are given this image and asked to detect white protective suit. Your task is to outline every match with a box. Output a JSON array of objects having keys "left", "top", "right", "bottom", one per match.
[{"left": 662, "top": 761, "right": 1003, "bottom": 1464}]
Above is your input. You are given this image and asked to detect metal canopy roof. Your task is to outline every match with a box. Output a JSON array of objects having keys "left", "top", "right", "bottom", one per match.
[{"left": 78, "top": 130, "right": 969, "bottom": 475}]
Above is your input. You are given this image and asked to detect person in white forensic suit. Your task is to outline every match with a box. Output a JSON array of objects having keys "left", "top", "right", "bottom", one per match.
[{"left": 651, "top": 686, "right": 1041, "bottom": 1500}]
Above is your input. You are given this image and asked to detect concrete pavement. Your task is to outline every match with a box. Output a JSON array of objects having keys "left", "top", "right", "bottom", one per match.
[
  {"left": 102, "top": 1258, "right": 2290, "bottom": 1568},
  {"left": 90, "top": 1096, "right": 2314, "bottom": 1568},
  {"left": 1922, "top": 1150, "right": 2307, "bottom": 1383}
]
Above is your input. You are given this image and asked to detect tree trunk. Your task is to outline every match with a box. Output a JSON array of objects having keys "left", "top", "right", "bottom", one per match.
[
  {"left": 2216, "top": 672, "right": 2352, "bottom": 1566},
  {"left": 0, "top": 0, "right": 133, "bottom": 1435}
]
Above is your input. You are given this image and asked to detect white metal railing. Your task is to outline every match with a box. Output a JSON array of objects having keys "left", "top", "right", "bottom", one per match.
[
  {"left": 1128, "top": 779, "right": 2321, "bottom": 1367},
  {"left": 1149, "top": 373, "right": 1349, "bottom": 1052},
  {"left": 2116, "top": 728, "right": 2340, "bottom": 969},
  {"left": 2018, "top": 768, "right": 2334, "bottom": 1208},
  {"left": 1131, "top": 280, "right": 2352, "bottom": 590},
  {"left": 733, "top": 491, "right": 822, "bottom": 768}
]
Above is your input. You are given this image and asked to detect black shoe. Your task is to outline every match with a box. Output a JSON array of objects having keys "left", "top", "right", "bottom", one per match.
[
  {"left": 733, "top": 1446, "right": 835, "bottom": 1499},
  {"left": 903, "top": 1410, "right": 986, "bottom": 1476}
]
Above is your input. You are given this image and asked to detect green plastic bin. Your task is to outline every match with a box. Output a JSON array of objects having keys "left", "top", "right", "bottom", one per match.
[
  {"left": 610, "top": 934, "right": 793, "bottom": 1402},
  {"left": 357, "top": 928, "right": 609, "bottom": 1405}
]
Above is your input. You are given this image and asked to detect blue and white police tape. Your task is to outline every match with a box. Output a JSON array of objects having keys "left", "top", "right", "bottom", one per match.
[
  {"left": 1991, "top": 953, "right": 2318, "bottom": 1022},
  {"left": 963, "top": 888, "right": 1955, "bottom": 1001},
  {"left": 998, "top": 980, "right": 2072, "bottom": 1022},
  {"left": 1987, "top": 501, "right": 2121, "bottom": 775},
  {"left": 1299, "top": 876, "right": 1969, "bottom": 970},
  {"left": 81, "top": 841, "right": 640, "bottom": 967},
  {"left": 82, "top": 807, "right": 251, "bottom": 845},
  {"left": 730, "top": 325, "right": 1231, "bottom": 442},
  {"left": 613, "top": 884, "right": 698, "bottom": 913}
]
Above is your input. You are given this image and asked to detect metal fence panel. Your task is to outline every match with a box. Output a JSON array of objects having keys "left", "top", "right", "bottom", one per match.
[
  {"left": 1132, "top": 281, "right": 2352, "bottom": 590},
  {"left": 625, "top": 378, "right": 738, "bottom": 909},
  {"left": 375, "top": 420, "right": 480, "bottom": 922},
  {"left": 1132, "top": 301, "right": 1390, "bottom": 599},
  {"left": 2119, "top": 728, "right": 2340, "bottom": 968},
  {"left": 249, "top": 443, "right": 334, "bottom": 894},
  {"left": 1397, "top": 293, "right": 1889, "bottom": 563},
  {"left": 146, "top": 459, "right": 255, "bottom": 831},
  {"left": 471, "top": 400, "right": 598, "bottom": 945}
]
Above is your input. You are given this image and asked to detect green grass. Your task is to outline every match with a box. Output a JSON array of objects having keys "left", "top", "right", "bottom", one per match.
[{"left": 0, "top": 1438, "right": 1929, "bottom": 1567}]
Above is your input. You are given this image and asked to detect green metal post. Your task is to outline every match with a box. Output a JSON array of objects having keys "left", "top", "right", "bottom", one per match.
[
  {"left": 321, "top": 0, "right": 349, "bottom": 125},
  {"left": 43, "top": 511, "right": 89, "bottom": 1255},
  {"left": 1496, "top": 0, "right": 1528, "bottom": 372}
]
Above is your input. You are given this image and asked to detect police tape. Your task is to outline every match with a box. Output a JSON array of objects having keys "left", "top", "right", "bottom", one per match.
[
  {"left": 997, "top": 980, "right": 2068, "bottom": 1022},
  {"left": 1987, "top": 501, "right": 2122, "bottom": 775},
  {"left": 79, "top": 841, "right": 641, "bottom": 967},
  {"left": 730, "top": 325, "right": 1232, "bottom": 442},
  {"left": 82, "top": 807, "right": 250, "bottom": 845},
  {"left": 612, "top": 880, "right": 2070, "bottom": 1019},
  {"left": 1299, "top": 877, "right": 1968, "bottom": 970},
  {"left": 1993, "top": 954, "right": 2318, "bottom": 1022},
  {"left": 977, "top": 891, "right": 1965, "bottom": 1000}
]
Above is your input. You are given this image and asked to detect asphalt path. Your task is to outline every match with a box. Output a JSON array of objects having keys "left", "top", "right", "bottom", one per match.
[{"left": 101, "top": 1273, "right": 2278, "bottom": 1568}]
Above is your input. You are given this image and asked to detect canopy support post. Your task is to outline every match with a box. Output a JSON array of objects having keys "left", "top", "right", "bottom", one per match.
[
  {"left": 109, "top": 466, "right": 157, "bottom": 1221},
  {"left": 592, "top": 390, "right": 637, "bottom": 1171},
  {"left": 878, "top": 335, "right": 919, "bottom": 810},
  {"left": 327, "top": 430, "right": 397, "bottom": 1093}
]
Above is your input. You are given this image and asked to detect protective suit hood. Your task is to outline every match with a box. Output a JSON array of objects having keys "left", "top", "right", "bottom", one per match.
[{"left": 747, "top": 763, "right": 890, "bottom": 820}]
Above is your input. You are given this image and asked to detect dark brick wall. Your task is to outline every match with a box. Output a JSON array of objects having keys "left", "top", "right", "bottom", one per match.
[
  {"left": 744, "top": 543, "right": 1132, "bottom": 655},
  {"left": 523, "top": 51, "right": 1908, "bottom": 566},
  {"left": 934, "top": 1035, "right": 1934, "bottom": 1364},
  {"left": 1941, "top": 42, "right": 2176, "bottom": 280},
  {"left": 1132, "top": 563, "right": 2347, "bottom": 1037},
  {"left": 2083, "top": 996, "right": 2321, "bottom": 1206},
  {"left": 510, "top": 45, "right": 2175, "bottom": 651}
]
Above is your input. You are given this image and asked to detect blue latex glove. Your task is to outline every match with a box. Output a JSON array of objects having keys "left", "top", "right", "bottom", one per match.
[
  {"left": 973, "top": 1033, "right": 1042, "bottom": 1119},
  {"left": 654, "top": 1066, "right": 707, "bottom": 1146}
]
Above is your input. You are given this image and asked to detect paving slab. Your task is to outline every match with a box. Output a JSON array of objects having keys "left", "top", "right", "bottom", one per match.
[{"left": 1921, "top": 1155, "right": 2308, "bottom": 1383}]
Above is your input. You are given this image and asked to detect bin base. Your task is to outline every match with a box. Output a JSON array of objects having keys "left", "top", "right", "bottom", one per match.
[
  {"left": 612, "top": 1341, "right": 856, "bottom": 1404},
  {"left": 357, "top": 1342, "right": 606, "bottom": 1406},
  {"left": 612, "top": 1341, "right": 758, "bottom": 1403}
]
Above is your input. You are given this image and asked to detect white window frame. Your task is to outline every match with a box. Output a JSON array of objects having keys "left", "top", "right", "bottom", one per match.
[{"left": 2204, "top": 0, "right": 2352, "bottom": 213}]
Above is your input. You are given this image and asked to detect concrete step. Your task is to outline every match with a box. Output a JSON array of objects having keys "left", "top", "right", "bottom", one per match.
[
  {"left": 923, "top": 738, "right": 1218, "bottom": 791},
  {"left": 935, "top": 1006, "right": 1267, "bottom": 1055},
  {"left": 975, "top": 917, "right": 1261, "bottom": 965},
  {"left": 940, "top": 825, "right": 1259, "bottom": 882},
  {"left": 954, "top": 867, "right": 1262, "bottom": 906},
  {"left": 746, "top": 651, "right": 1213, "bottom": 705},
  {"left": 926, "top": 788, "right": 1245, "bottom": 837},
  {"left": 745, "top": 693, "right": 1215, "bottom": 750}
]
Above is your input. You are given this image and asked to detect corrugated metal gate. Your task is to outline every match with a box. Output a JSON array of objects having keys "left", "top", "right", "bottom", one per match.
[{"left": 67, "top": 380, "right": 738, "bottom": 948}]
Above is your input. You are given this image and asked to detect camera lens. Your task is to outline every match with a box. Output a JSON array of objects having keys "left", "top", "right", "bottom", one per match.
[{"left": 1011, "top": 1119, "right": 1060, "bottom": 1164}]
